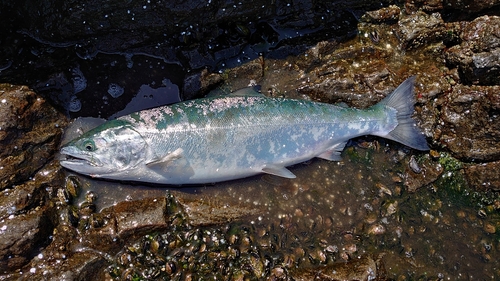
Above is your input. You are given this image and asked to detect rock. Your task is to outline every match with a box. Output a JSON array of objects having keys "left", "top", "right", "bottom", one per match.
[
  {"left": 291, "top": 255, "right": 378, "bottom": 280},
  {"left": 406, "top": 0, "right": 500, "bottom": 13},
  {"left": 404, "top": 155, "right": 444, "bottom": 192},
  {"left": 224, "top": 57, "right": 265, "bottom": 90},
  {"left": 0, "top": 206, "right": 53, "bottom": 272},
  {"left": 361, "top": 5, "right": 401, "bottom": 23},
  {"left": 296, "top": 42, "right": 396, "bottom": 108},
  {"left": 182, "top": 69, "right": 223, "bottom": 101},
  {"left": 444, "top": 0, "right": 500, "bottom": 13},
  {"left": 464, "top": 161, "right": 500, "bottom": 191},
  {"left": 9, "top": 226, "right": 107, "bottom": 281},
  {"left": 0, "top": 161, "right": 62, "bottom": 220},
  {"left": 445, "top": 16, "right": 500, "bottom": 85},
  {"left": 395, "top": 11, "right": 446, "bottom": 49},
  {"left": 0, "top": 84, "right": 67, "bottom": 189},
  {"left": 405, "top": 0, "right": 444, "bottom": 12},
  {"left": 175, "top": 193, "right": 262, "bottom": 226},
  {"left": 74, "top": 197, "right": 171, "bottom": 255},
  {"left": 439, "top": 84, "right": 500, "bottom": 161},
  {"left": 0, "top": 85, "right": 66, "bottom": 272},
  {"left": 2, "top": 191, "right": 262, "bottom": 279}
]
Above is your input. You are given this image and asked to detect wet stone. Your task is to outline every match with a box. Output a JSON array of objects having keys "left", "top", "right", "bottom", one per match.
[
  {"left": 407, "top": 0, "right": 500, "bottom": 13},
  {"left": 182, "top": 69, "right": 223, "bottom": 101},
  {"left": 0, "top": 84, "right": 66, "bottom": 273},
  {"left": 395, "top": 11, "right": 446, "bottom": 49},
  {"left": 445, "top": 15, "right": 500, "bottom": 85},
  {"left": 224, "top": 57, "right": 265, "bottom": 90},
  {"left": 360, "top": 5, "right": 401, "bottom": 23},
  {"left": 444, "top": 0, "right": 500, "bottom": 13},
  {"left": 439, "top": 84, "right": 500, "bottom": 161},
  {"left": 291, "top": 255, "right": 378, "bottom": 281},
  {"left": 175, "top": 193, "right": 262, "bottom": 226},
  {"left": 405, "top": 0, "right": 444, "bottom": 12},
  {"left": 296, "top": 45, "right": 395, "bottom": 108},
  {"left": 0, "top": 206, "right": 53, "bottom": 272},
  {"left": 464, "top": 161, "right": 500, "bottom": 191},
  {"left": 404, "top": 154, "right": 444, "bottom": 192},
  {"left": 17, "top": 247, "right": 107, "bottom": 281},
  {"left": 0, "top": 84, "right": 67, "bottom": 190},
  {"left": 0, "top": 160, "right": 63, "bottom": 273}
]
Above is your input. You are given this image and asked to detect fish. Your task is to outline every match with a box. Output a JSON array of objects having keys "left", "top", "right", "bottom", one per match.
[{"left": 60, "top": 76, "right": 429, "bottom": 185}]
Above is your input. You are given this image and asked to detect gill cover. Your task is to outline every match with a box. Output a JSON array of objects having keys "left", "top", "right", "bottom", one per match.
[{"left": 60, "top": 120, "right": 148, "bottom": 177}]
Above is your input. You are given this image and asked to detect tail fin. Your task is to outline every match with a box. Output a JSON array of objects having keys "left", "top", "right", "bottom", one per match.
[{"left": 374, "top": 76, "right": 429, "bottom": 150}]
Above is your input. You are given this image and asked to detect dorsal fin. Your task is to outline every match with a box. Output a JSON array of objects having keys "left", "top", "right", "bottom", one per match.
[{"left": 230, "top": 86, "right": 263, "bottom": 97}]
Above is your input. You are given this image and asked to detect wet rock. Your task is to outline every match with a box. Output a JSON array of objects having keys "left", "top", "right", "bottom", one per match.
[
  {"left": 10, "top": 223, "right": 106, "bottom": 281},
  {"left": 439, "top": 84, "right": 500, "bottom": 161},
  {"left": 0, "top": 84, "right": 67, "bottom": 189},
  {"left": 444, "top": 0, "right": 500, "bottom": 13},
  {"left": 406, "top": 0, "right": 500, "bottom": 13},
  {"left": 296, "top": 43, "right": 396, "bottom": 108},
  {"left": 182, "top": 69, "right": 223, "bottom": 100},
  {"left": 0, "top": 84, "right": 66, "bottom": 272},
  {"left": 0, "top": 128, "right": 65, "bottom": 273},
  {"left": 405, "top": 0, "right": 444, "bottom": 12},
  {"left": 176, "top": 194, "right": 262, "bottom": 226},
  {"left": 76, "top": 197, "right": 171, "bottom": 255},
  {"left": 396, "top": 11, "right": 446, "bottom": 49},
  {"left": 7, "top": 191, "right": 262, "bottom": 279},
  {"left": 404, "top": 154, "right": 444, "bottom": 192},
  {"left": 224, "top": 57, "right": 265, "bottom": 90},
  {"left": 464, "top": 161, "right": 500, "bottom": 191},
  {"left": 291, "top": 255, "right": 378, "bottom": 280},
  {"left": 0, "top": 161, "right": 61, "bottom": 220},
  {"left": 361, "top": 5, "right": 401, "bottom": 23},
  {"left": 75, "top": 192, "right": 259, "bottom": 255},
  {"left": 0, "top": 206, "right": 53, "bottom": 272},
  {"left": 445, "top": 15, "right": 500, "bottom": 85}
]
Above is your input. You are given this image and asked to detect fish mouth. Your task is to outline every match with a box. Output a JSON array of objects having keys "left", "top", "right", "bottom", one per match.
[{"left": 59, "top": 147, "right": 102, "bottom": 168}]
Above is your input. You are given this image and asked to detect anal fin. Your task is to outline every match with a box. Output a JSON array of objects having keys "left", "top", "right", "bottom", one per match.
[
  {"left": 262, "top": 165, "right": 296, "bottom": 179},
  {"left": 317, "top": 141, "right": 347, "bottom": 161}
]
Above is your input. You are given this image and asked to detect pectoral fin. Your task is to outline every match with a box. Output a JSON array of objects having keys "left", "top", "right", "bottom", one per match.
[
  {"left": 262, "top": 165, "right": 296, "bottom": 179},
  {"left": 146, "top": 148, "right": 184, "bottom": 167},
  {"left": 145, "top": 148, "right": 195, "bottom": 178},
  {"left": 317, "top": 141, "right": 347, "bottom": 161}
]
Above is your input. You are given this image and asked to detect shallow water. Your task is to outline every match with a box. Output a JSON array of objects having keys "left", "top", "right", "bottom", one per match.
[
  {"left": 65, "top": 137, "right": 499, "bottom": 279},
  {"left": 57, "top": 47, "right": 500, "bottom": 278}
]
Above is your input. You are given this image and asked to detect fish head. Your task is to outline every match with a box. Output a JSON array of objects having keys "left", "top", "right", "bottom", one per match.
[{"left": 60, "top": 120, "right": 148, "bottom": 177}]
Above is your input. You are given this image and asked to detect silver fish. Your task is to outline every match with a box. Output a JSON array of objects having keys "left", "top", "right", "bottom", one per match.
[{"left": 60, "top": 76, "right": 428, "bottom": 184}]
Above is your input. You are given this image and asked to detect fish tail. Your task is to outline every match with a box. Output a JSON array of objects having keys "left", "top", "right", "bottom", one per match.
[{"left": 374, "top": 76, "right": 429, "bottom": 150}]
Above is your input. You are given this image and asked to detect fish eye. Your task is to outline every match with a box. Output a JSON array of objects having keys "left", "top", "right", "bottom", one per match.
[{"left": 83, "top": 140, "right": 96, "bottom": 152}]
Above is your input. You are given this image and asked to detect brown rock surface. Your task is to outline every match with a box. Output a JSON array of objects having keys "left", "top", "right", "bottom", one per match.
[
  {"left": 0, "top": 84, "right": 66, "bottom": 189},
  {"left": 464, "top": 161, "right": 500, "bottom": 190},
  {"left": 439, "top": 84, "right": 500, "bottom": 161},
  {"left": 445, "top": 16, "right": 500, "bottom": 85}
]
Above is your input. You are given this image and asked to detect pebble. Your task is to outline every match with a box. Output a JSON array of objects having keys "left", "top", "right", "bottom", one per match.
[{"left": 483, "top": 223, "right": 496, "bottom": 234}]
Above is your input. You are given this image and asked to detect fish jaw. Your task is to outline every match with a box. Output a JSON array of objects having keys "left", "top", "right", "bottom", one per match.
[{"left": 59, "top": 146, "right": 104, "bottom": 174}]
